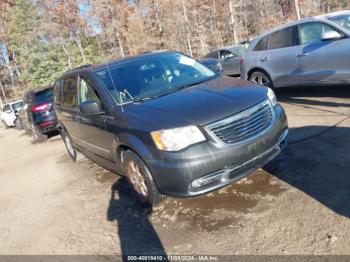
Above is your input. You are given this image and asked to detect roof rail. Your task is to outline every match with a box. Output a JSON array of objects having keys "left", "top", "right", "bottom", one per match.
[{"left": 69, "top": 64, "right": 93, "bottom": 72}]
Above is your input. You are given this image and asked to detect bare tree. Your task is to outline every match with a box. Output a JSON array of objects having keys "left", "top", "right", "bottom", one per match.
[{"left": 294, "top": 0, "right": 301, "bottom": 20}]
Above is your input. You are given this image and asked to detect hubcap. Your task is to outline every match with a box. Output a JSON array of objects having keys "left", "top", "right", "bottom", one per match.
[
  {"left": 65, "top": 136, "right": 75, "bottom": 156},
  {"left": 126, "top": 161, "right": 148, "bottom": 197},
  {"left": 252, "top": 74, "right": 269, "bottom": 86}
]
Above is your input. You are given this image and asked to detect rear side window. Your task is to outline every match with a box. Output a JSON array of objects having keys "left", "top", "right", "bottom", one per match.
[
  {"left": 54, "top": 80, "right": 62, "bottom": 105},
  {"left": 62, "top": 76, "right": 78, "bottom": 108},
  {"left": 253, "top": 36, "right": 268, "bottom": 51},
  {"left": 268, "top": 26, "right": 299, "bottom": 49}
]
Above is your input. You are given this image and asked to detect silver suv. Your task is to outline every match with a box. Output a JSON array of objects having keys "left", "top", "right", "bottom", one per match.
[{"left": 241, "top": 17, "right": 350, "bottom": 88}]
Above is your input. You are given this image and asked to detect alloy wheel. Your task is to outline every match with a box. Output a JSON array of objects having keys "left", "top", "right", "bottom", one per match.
[
  {"left": 65, "top": 136, "right": 75, "bottom": 157},
  {"left": 251, "top": 73, "right": 270, "bottom": 86},
  {"left": 125, "top": 160, "right": 149, "bottom": 198}
]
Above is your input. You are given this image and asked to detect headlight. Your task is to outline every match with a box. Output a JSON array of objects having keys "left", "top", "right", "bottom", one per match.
[
  {"left": 151, "top": 125, "right": 206, "bottom": 151},
  {"left": 267, "top": 88, "right": 277, "bottom": 107}
]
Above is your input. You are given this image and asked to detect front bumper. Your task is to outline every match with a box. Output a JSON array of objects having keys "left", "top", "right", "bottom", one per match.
[{"left": 147, "top": 104, "right": 288, "bottom": 197}]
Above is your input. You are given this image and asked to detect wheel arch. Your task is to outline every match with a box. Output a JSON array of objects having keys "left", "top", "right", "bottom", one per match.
[
  {"left": 247, "top": 67, "right": 272, "bottom": 81},
  {"left": 114, "top": 134, "right": 156, "bottom": 176}
]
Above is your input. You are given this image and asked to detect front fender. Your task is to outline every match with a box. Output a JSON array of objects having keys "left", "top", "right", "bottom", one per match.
[{"left": 113, "top": 132, "right": 156, "bottom": 173}]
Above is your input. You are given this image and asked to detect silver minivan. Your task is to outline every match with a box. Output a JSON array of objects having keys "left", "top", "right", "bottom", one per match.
[{"left": 241, "top": 17, "right": 350, "bottom": 88}]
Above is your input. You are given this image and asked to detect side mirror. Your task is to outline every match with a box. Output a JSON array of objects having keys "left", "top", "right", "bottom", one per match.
[
  {"left": 79, "top": 100, "right": 104, "bottom": 116},
  {"left": 321, "top": 30, "right": 342, "bottom": 41}
]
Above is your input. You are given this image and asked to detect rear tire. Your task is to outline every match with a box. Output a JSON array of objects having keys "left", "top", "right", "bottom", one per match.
[
  {"left": 61, "top": 128, "right": 84, "bottom": 162},
  {"left": 32, "top": 124, "right": 47, "bottom": 142},
  {"left": 122, "top": 150, "right": 164, "bottom": 206},
  {"left": 15, "top": 119, "right": 23, "bottom": 130},
  {"left": 24, "top": 121, "right": 31, "bottom": 134},
  {"left": 249, "top": 70, "right": 274, "bottom": 88}
]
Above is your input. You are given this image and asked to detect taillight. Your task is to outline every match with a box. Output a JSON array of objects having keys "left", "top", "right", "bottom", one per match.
[
  {"left": 32, "top": 103, "right": 49, "bottom": 112},
  {"left": 39, "top": 120, "right": 54, "bottom": 127},
  {"left": 240, "top": 58, "right": 244, "bottom": 66}
]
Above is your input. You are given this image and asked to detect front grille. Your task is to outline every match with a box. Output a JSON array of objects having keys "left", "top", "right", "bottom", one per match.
[{"left": 207, "top": 100, "right": 273, "bottom": 144}]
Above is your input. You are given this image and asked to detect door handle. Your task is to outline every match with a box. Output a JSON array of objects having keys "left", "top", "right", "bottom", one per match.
[
  {"left": 260, "top": 57, "right": 268, "bottom": 62},
  {"left": 297, "top": 53, "right": 309, "bottom": 57}
]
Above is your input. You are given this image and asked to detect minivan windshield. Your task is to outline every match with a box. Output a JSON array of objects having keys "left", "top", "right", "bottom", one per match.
[
  {"left": 11, "top": 101, "right": 23, "bottom": 111},
  {"left": 94, "top": 52, "right": 216, "bottom": 104},
  {"left": 328, "top": 14, "right": 350, "bottom": 30}
]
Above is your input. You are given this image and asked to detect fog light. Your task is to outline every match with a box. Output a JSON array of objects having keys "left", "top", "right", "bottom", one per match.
[{"left": 191, "top": 171, "right": 225, "bottom": 189}]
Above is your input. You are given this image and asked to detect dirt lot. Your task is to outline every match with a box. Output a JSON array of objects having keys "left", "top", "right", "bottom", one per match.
[{"left": 0, "top": 86, "right": 349, "bottom": 256}]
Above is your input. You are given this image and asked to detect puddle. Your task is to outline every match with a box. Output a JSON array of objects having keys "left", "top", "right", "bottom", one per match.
[{"left": 151, "top": 169, "right": 286, "bottom": 232}]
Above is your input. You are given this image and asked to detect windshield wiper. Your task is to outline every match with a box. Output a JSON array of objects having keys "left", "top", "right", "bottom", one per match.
[{"left": 132, "top": 78, "right": 212, "bottom": 103}]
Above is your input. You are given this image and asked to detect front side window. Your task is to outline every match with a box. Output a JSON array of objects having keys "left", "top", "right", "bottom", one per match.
[
  {"left": 328, "top": 15, "right": 350, "bottom": 30},
  {"left": 220, "top": 50, "right": 234, "bottom": 59},
  {"left": 299, "top": 22, "right": 340, "bottom": 45},
  {"left": 62, "top": 76, "right": 78, "bottom": 108},
  {"left": 94, "top": 52, "right": 216, "bottom": 104},
  {"left": 79, "top": 77, "right": 100, "bottom": 104},
  {"left": 268, "top": 26, "right": 299, "bottom": 49},
  {"left": 3, "top": 105, "right": 11, "bottom": 112}
]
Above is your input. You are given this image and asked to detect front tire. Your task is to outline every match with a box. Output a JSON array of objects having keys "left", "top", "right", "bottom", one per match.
[
  {"left": 122, "top": 150, "right": 163, "bottom": 206},
  {"left": 2, "top": 120, "right": 9, "bottom": 129},
  {"left": 61, "top": 128, "right": 84, "bottom": 162},
  {"left": 249, "top": 70, "right": 274, "bottom": 88}
]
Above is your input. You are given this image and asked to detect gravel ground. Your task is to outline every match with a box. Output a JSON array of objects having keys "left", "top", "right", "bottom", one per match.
[{"left": 0, "top": 85, "right": 349, "bottom": 256}]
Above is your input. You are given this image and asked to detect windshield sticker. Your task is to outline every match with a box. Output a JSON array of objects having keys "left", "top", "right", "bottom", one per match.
[{"left": 179, "top": 56, "right": 195, "bottom": 66}]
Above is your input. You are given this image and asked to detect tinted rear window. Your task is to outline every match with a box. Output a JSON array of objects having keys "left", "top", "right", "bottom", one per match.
[
  {"left": 34, "top": 89, "right": 53, "bottom": 103},
  {"left": 268, "top": 26, "right": 299, "bottom": 49}
]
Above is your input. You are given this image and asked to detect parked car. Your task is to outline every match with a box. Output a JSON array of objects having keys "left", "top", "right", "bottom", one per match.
[
  {"left": 203, "top": 45, "right": 247, "bottom": 76},
  {"left": 241, "top": 17, "right": 350, "bottom": 88},
  {"left": 0, "top": 100, "right": 23, "bottom": 129},
  {"left": 19, "top": 87, "right": 58, "bottom": 141},
  {"left": 318, "top": 10, "right": 350, "bottom": 31},
  {"left": 197, "top": 58, "right": 223, "bottom": 74},
  {"left": 54, "top": 51, "right": 288, "bottom": 206}
]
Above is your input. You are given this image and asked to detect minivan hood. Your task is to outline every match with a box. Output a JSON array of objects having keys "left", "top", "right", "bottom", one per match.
[{"left": 124, "top": 76, "right": 268, "bottom": 130}]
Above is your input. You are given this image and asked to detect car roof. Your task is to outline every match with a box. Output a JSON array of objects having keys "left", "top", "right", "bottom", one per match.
[
  {"left": 208, "top": 44, "right": 245, "bottom": 53},
  {"left": 257, "top": 17, "right": 323, "bottom": 38},
  {"left": 6, "top": 99, "right": 23, "bottom": 105},
  {"left": 251, "top": 16, "right": 349, "bottom": 42},
  {"left": 316, "top": 10, "right": 350, "bottom": 19},
  {"left": 60, "top": 50, "right": 178, "bottom": 77}
]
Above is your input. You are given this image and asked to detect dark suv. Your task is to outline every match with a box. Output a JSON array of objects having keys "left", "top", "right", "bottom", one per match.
[
  {"left": 19, "top": 87, "right": 58, "bottom": 141},
  {"left": 54, "top": 51, "right": 288, "bottom": 205}
]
